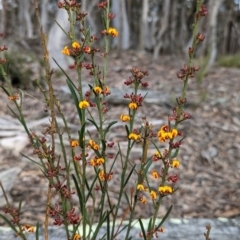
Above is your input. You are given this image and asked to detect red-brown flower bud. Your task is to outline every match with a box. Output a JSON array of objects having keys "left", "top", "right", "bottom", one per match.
[{"left": 196, "top": 33, "right": 205, "bottom": 42}]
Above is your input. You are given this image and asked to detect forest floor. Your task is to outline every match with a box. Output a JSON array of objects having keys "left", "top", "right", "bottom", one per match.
[{"left": 0, "top": 51, "right": 240, "bottom": 226}]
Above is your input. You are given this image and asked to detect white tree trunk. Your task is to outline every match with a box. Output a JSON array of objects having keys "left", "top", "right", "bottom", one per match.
[
  {"left": 139, "top": 0, "right": 149, "bottom": 50},
  {"left": 208, "top": 0, "right": 224, "bottom": 69},
  {"left": 18, "top": 0, "right": 33, "bottom": 38},
  {"left": 112, "top": 0, "right": 130, "bottom": 50},
  {"left": 41, "top": 0, "right": 48, "bottom": 32},
  {"left": 153, "top": 0, "right": 170, "bottom": 60},
  {"left": 87, "top": 0, "right": 99, "bottom": 35},
  {"left": 47, "top": 9, "right": 70, "bottom": 69}
]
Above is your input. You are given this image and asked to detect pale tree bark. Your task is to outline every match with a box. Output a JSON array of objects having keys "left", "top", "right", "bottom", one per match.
[
  {"left": 121, "top": 0, "right": 130, "bottom": 49},
  {"left": 169, "top": 0, "right": 178, "bottom": 54},
  {"left": 139, "top": 0, "right": 149, "bottom": 50},
  {"left": 153, "top": 0, "right": 170, "bottom": 60},
  {"left": 147, "top": 10, "right": 158, "bottom": 50},
  {"left": 0, "top": 0, "right": 7, "bottom": 34},
  {"left": 112, "top": 0, "right": 130, "bottom": 51},
  {"left": 47, "top": 9, "right": 70, "bottom": 69},
  {"left": 87, "top": 0, "right": 99, "bottom": 35},
  {"left": 81, "top": 0, "right": 87, "bottom": 12},
  {"left": 207, "top": 0, "right": 224, "bottom": 69},
  {"left": 41, "top": 0, "right": 48, "bottom": 32},
  {"left": 222, "top": 1, "right": 235, "bottom": 54},
  {"left": 18, "top": 0, "right": 34, "bottom": 38}
]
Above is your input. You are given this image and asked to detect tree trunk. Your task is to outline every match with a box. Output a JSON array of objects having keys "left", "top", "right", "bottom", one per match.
[
  {"left": 139, "top": 0, "right": 149, "bottom": 50},
  {"left": 153, "top": 0, "right": 170, "bottom": 60},
  {"left": 0, "top": 0, "right": 7, "bottom": 34},
  {"left": 87, "top": 0, "right": 99, "bottom": 35},
  {"left": 112, "top": 0, "right": 130, "bottom": 51},
  {"left": 41, "top": 0, "right": 48, "bottom": 32},
  {"left": 47, "top": 9, "right": 70, "bottom": 69},
  {"left": 207, "top": 0, "right": 224, "bottom": 69},
  {"left": 169, "top": 0, "right": 178, "bottom": 54},
  {"left": 18, "top": 0, "right": 33, "bottom": 38}
]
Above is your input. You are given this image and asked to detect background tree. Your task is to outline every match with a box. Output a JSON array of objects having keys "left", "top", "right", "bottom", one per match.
[{"left": 0, "top": 0, "right": 239, "bottom": 67}]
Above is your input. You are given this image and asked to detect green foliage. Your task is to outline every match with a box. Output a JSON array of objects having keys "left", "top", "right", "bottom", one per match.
[{"left": 217, "top": 54, "right": 240, "bottom": 68}]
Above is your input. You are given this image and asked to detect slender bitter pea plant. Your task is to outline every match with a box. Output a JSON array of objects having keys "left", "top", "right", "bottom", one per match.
[{"left": 0, "top": 0, "right": 210, "bottom": 239}]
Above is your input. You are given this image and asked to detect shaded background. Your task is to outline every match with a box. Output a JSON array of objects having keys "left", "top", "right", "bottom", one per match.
[{"left": 0, "top": 0, "right": 240, "bottom": 67}]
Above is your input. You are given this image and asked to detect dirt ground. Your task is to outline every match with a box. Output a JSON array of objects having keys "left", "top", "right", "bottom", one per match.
[{"left": 0, "top": 51, "right": 240, "bottom": 226}]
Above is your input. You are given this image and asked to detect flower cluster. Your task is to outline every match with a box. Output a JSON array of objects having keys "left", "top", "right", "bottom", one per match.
[
  {"left": 128, "top": 132, "right": 141, "bottom": 141},
  {"left": 158, "top": 185, "right": 173, "bottom": 194},
  {"left": 62, "top": 41, "right": 81, "bottom": 56},
  {"left": 8, "top": 93, "right": 20, "bottom": 101},
  {"left": 102, "top": 27, "right": 119, "bottom": 37},
  {"left": 137, "top": 184, "right": 148, "bottom": 191},
  {"left": 88, "top": 139, "right": 100, "bottom": 151},
  {"left": 196, "top": 4, "right": 208, "bottom": 20},
  {"left": 99, "top": 169, "right": 113, "bottom": 181},
  {"left": 20, "top": 225, "right": 35, "bottom": 233},
  {"left": 177, "top": 64, "right": 200, "bottom": 80},
  {"left": 171, "top": 159, "right": 180, "bottom": 168},
  {"left": 58, "top": 0, "right": 81, "bottom": 11},
  {"left": 97, "top": 1, "right": 107, "bottom": 8},
  {"left": 124, "top": 93, "right": 144, "bottom": 110},
  {"left": 157, "top": 125, "right": 178, "bottom": 142},
  {"left": 50, "top": 204, "right": 80, "bottom": 226},
  {"left": 79, "top": 100, "right": 90, "bottom": 109},
  {"left": 120, "top": 114, "right": 131, "bottom": 122},
  {"left": 89, "top": 157, "right": 105, "bottom": 166},
  {"left": 124, "top": 68, "right": 149, "bottom": 87},
  {"left": 70, "top": 140, "right": 79, "bottom": 147}
]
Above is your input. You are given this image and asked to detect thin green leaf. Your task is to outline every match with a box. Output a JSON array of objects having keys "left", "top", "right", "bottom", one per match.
[
  {"left": 0, "top": 85, "right": 10, "bottom": 96},
  {"left": 52, "top": 58, "right": 72, "bottom": 82},
  {"left": 78, "top": 122, "right": 86, "bottom": 148},
  {"left": 144, "top": 159, "right": 153, "bottom": 176},
  {"left": 21, "top": 153, "right": 42, "bottom": 167},
  {"left": 91, "top": 211, "right": 109, "bottom": 239},
  {"left": 76, "top": 53, "right": 85, "bottom": 65},
  {"left": 102, "top": 15, "right": 107, "bottom": 30},
  {"left": 17, "top": 200, "right": 22, "bottom": 214},
  {"left": 156, "top": 205, "right": 173, "bottom": 229},
  {"left": 86, "top": 174, "right": 98, "bottom": 201},
  {"left": 99, "top": 233, "right": 107, "bottom": 240},
  {"left": 72, "top": 174, "right": 83, "bottom": 214},
  {"left": 35, "top": 222, "right": 39, "bottom": 240},
  {"left": 125, "top": 125, "right": 130, "bottom": 137},
  {"left": 108, "top": 151, "right": 119, "bottom": 173},
  {"left": 151, "top": 140, "right": 162, "bottom": 157},
  {"left": 7, "top": 106, "right": 20, "bottom": 122},
  {"left": 138, "top": 218, "right": 147, "bottom": 239},
  {"left": 171, "top": 148, "right": 179, "bottom": 158},
  {"left": 123, "top": 164, "right": 136, "bottom": 188},
  {"left": 147, "top": 217, "right": 153, "bottom": 233},
  {"left": 87, "top": 118, "right": 99, "bottom": 131},
  {"left": 101, "top": 139, "right": 106, "bottom": 152},
  {"left": 0, "top": 213, "right": 18, "bottom": 235},
  {"left": 107, "top": 212, "right": 110, "bottom": 240},
  {"left": 54, "top": 20, "right": 69, "bottom": 38},
  {"left": 124, "top": 192, "right": 131, "bottom": 208},
  {"left": 104, "top": 121, "right": 117, "bottom": 138},
  {"left": 88, "top": 84, "right": 93, "bottom": 90},
  {"left": 116, "top": 223, "right": 130, "bottom": 235},
  {"left": 66, "top": 79, "right": 82, "bottom": 121}
]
